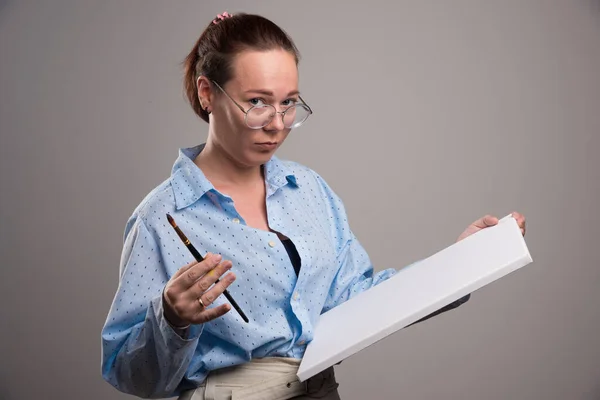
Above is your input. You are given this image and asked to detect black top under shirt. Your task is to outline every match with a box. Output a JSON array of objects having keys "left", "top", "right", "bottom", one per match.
[{"left": 280, "top": 238, "right": 301, "bottom": 276}]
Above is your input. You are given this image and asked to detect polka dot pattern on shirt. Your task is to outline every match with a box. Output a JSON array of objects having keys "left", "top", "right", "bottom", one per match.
[{"left": 100, "top": 144, "right": 397, "bottom": 397}]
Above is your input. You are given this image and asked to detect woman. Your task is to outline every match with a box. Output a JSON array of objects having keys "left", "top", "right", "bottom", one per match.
[{"left": 101, "top": 11, "right": 526, "bottom": 400}]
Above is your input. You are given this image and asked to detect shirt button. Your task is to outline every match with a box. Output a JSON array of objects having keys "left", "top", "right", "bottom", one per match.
[
  {"left": 268, "top": 241, "right": 276, "bottom": 248},
  {"left": 232, "top": 218, "right": 240, "bottom": 224},
  {"left": 298, "top": 340, "right": 305, "bottom": 345},
  {"left": 293, "top": 292, "right": 299, "bottom": 301}
]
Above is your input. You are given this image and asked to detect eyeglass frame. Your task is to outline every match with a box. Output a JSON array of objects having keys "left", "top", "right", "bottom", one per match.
[{"left": 209, "top": 80, "right": 313, "bottom": 129}]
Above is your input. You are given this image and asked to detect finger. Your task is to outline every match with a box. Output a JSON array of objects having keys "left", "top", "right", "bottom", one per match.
[
  {"left": 188, "top": 260, "right": 233, "bottom": 299},
  {"left": 164, "top": 260, "right": 200, "bottom": 303},
  {"left": 176, "top": 253, "right": 222, "bottom": 290},
  {"left": 511, "top": 212, "right": 526, "bottom": 231},
  {"left": 197, "top": 271, "right": 236, "bottom": 307},
  {"left": 515, "top": 212, "right": 526, "bottom": 229},
  {"left": 171, "top": 271, "right": 236, "bottom": 325},
  {"left": 473, "top": 215, "right": 498, "bottom": 229},
  {"left": 193, "top": 303, "right": 232, "bottom": 324},
  {"left": 511, "top": 212, "right": 521, "bottom": 225},
  {"left": 171, "top": 258, "right": 204, "bottom": 280}
]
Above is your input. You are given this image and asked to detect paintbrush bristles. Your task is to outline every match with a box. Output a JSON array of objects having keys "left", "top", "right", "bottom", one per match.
[{"left": 166, "top": 213, "right": 176, "bottom": 227}]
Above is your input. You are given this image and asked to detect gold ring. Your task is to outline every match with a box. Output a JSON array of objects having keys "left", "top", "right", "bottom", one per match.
[{"left": 198, "top": 297, "right": 205, "bottom": 309}]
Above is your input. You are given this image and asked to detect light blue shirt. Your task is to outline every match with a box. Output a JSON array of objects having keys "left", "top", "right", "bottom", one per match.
[{"left": 101, "top": 143, "right": 398, "bottom": 398}]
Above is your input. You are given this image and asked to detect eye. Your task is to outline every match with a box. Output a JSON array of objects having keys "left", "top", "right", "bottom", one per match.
[
  {"left": 249, "top": 98, "right": 266, "bottom": 107},
  {"left": 282, "top": 98, "right": 298, "bottom": 107}
]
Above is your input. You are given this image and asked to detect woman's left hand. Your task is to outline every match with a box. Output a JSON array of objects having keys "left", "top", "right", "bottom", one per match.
[{"left": 457, "top": 211, "right": 526, "bottom": 242}]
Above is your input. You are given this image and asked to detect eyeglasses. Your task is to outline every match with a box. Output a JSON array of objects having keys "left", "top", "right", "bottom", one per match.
[{"left": 211, "top": 80, "right": 312, "bottom": 130}]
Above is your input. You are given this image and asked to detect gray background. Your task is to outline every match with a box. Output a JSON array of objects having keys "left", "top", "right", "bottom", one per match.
[{"left": 1, "top": 1, "right": 599, "bottom": 399}]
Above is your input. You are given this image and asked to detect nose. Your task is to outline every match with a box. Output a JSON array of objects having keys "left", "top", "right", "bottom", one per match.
[{"left": 263, "top": 111, "right": 285, "bottom": 132}]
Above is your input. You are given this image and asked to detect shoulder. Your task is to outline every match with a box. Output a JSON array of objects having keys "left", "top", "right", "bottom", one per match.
[{"left": 121, "top": 177, "right": 176, "bottom": 241}]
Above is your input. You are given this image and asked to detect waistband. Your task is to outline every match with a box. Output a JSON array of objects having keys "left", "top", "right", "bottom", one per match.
[{"left": 179, "top": 357, "right": 337, "bottom": 400}]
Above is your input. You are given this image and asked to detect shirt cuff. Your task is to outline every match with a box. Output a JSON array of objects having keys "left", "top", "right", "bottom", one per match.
[{"left": 152, "top": 295, "right": 204, "bottom": 342}]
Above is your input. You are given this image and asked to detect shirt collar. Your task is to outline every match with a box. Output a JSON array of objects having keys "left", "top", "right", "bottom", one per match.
[
  {"left": 263, "top": 152, "right": 299, "bottom": 191},
  {"left": 170, "top": 143, "right": 298, "bottom": 210}
]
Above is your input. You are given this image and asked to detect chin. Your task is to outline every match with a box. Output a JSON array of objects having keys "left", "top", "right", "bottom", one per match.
[
  {"left": 252, "top": 151, "right": 276, "bottom": 165},
  {"left": 235, "top": 149, "right": 272, "bottom": 168}
]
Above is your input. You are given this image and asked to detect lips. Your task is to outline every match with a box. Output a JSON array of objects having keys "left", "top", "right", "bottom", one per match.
[{"left": 255, "top": 142, "right": 278, "bottom": 151}]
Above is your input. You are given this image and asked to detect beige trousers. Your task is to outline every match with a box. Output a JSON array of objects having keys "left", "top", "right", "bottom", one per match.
[{"left": 178, "top": 358, "right": 340, "bottom": 400}]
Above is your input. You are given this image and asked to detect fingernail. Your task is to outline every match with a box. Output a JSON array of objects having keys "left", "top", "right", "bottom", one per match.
[{"left": 213, "top": 254, "right": 222, "bottom": 263}]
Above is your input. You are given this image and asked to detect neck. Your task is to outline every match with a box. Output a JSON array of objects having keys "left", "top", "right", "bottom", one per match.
[{"left": 194, "top": 140, "right": 263, "bottom": 188}]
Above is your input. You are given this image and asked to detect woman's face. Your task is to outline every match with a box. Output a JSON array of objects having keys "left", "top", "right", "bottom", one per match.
[{"left": 208, "top": 49, "right": 299, "bottom": 168}]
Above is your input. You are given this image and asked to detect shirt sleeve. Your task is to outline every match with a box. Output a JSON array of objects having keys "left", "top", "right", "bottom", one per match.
[
  {"left": 101, "top": 216, "right": 204, "bottom": 398},
  {"left": 321, "top": 229, "right": 398, "bottom": 313},
  {"left": 310, "top": 172, "right": 398, "bottom": 313},
  {"left": 313, "top": 172, "right": 470, "bottom": 316}
]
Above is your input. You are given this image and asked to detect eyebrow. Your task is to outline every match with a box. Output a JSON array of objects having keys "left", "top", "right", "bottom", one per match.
[{"left": 244, "top": 89, "right": 300, "bottom": 97}]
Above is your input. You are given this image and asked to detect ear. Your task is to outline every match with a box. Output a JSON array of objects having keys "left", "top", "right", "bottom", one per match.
[{"left": 196, "top": 76, "right": 213, "bottom": 111}]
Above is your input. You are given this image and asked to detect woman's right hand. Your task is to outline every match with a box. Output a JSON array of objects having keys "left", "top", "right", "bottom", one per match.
[{"left": 162, "top": 253, "right": 236, "bottom": 327}]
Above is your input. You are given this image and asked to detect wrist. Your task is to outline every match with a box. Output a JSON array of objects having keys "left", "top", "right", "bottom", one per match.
[{"left": 162, "top": 291, "right": 189, "bottom": 329}]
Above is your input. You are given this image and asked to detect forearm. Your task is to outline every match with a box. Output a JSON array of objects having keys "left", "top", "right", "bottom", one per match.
[{"left": 102, "top": 296, "right": 203, "bottom": 398}]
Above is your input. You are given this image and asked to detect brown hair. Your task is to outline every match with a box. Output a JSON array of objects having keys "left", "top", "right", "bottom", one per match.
[{"left": 183, "top": 13, "right": 301, "bottom": 122}]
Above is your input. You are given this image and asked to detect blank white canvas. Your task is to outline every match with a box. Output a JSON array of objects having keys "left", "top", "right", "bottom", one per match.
[{"left": 297, "top": 215, "right": 533, "bottom": 381}]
